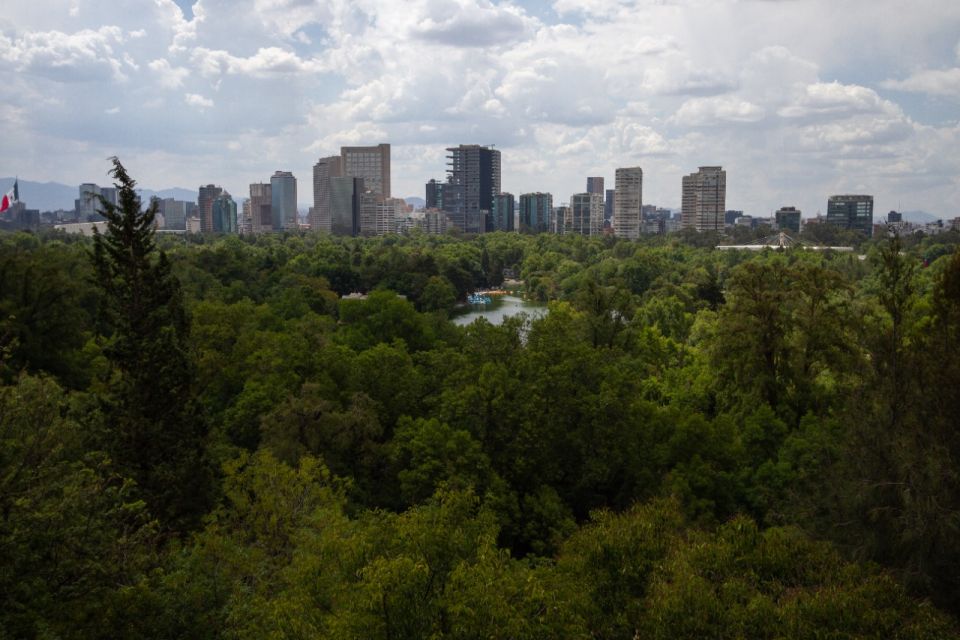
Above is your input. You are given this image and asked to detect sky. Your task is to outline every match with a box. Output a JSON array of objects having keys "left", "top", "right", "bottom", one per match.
[{"left": 2, "top": 0, "right": 959, "bottom": 217}]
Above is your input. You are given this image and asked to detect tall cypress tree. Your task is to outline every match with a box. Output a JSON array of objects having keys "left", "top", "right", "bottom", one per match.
[{"left": 92, "top": 157, "right": 210, "bottom": 530}]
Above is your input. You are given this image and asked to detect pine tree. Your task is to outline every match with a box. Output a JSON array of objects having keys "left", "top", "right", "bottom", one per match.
[{"left": 92, "top": 157, "right": 210, "bottom": 530}]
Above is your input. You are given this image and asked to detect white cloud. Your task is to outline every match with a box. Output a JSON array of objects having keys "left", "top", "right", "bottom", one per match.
[
  {"left": 411, "top": 1, "right": 533, "bottom": 47},
  {"left": 190, "top": 46, "right": 326, "bottom": 77},
  {"left": 149, "top": 58, "right": 189, "bottom": 89},
  {"left": 778, "top": 82, "right": 899, "bottom": 119},
  {"left": 184, "top": 93, "right": 214, "bottom": 109},
  {"left": 672, "top": 96, "right": 766, "bottom": 126},
  {"left": 881, "top": 68, "right": 960, "bottom": 99},
  {"left": 0, "top": 26, "right": 128, "bottom": 82}
]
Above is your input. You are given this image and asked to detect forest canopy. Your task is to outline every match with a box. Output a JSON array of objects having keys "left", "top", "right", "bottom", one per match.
[{"left": 3, "top": 168, "right": 960, "bottom": 638}]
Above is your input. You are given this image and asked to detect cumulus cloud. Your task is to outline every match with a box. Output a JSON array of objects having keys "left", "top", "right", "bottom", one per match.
[
  {"left": 778, "top": 82, "right": 899, "bottom": 119},
  {"left": 190, "top": 46, "right": 326, "bottom": 77},
  {"left": 0, "top": 26, "right": 128, "bottom": 82},
  {"left": 148, "top": 58, "right": 189, "bottom": 89},
  {"left": 184, "top": 93, "right": 214, "bottom": 109},
  {"left": 672, "top": 96, "right": 766, "bottom": 126},
  {"left": 411, "top": 1, "right": 532, "bottom": 47},
  {"left": 881, "top": 68, "right": 960, "bottom": 99}
]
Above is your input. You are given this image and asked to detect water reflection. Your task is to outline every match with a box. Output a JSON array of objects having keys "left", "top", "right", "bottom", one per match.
[{"left": 452, "top": 295, "right": 548, "bottom": 327}]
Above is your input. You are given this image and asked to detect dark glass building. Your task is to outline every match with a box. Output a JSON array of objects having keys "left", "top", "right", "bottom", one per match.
[
  {"left": 492, "top": 193, "right": 515, "bottom": 232},
  {"left": 444, "top": 144, "right": 501, "bottom": 234},
  {"left": 826, "top": 195, "right": 873, "bottom": 236},
  {"left": 775, "top": 206, "right": 801, "bottom": 234},
  {"left": 518, "top": 192, "right": 553, "bottom": 233}
]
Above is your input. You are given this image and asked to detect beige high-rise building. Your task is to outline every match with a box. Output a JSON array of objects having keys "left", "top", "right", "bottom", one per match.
[
  {"left": 248, "top": 182, "right": 272, "bottom": 233},
  {"left": 614, "top": 167, "right": 643, "bottom": 240},
  {"left": 240, "top": 199, "right": 252, "bottom": 234},
  {"left": 570, "top": 192, "right": 605, "bottom": 236},
  {"left": 682, "top": 166, "right": 726, "bottom": 232},
  {"left": 312, "top": 155, "right": 343, "bottom": 232},
  {"left": 341, "top": 144, "right": 391, "bottom": 198}
]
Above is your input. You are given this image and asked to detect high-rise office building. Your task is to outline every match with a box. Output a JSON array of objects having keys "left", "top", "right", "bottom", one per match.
[
  {"left": 554, "top": 205, "right": 571, "bottom": 235},
  {"left": 357, "top": 189, "right": 381, "bottom": 236},
  {"left": 423, "top": 209, "right": 448, "bottom": 235},
  {"left": 341, "top": 144, "right": 390, "bottom": 198},
  {"left": 493, "top": 193, "right": 515, "bottom": 232},
  {"left": 444, "top": 144, "right": 501, "bottom": 234},
  {"left": 425, "top": 178, "right": 445, "bottom": 210},
  {"left": 270, "top": 171, "right": 297, "bottom": 231},
  {"left": 212, "top": 192, "right": 237, "bottom": 233},
  {"left": 330, "top": 176, "right": 363, "bottom": 236},
  {"left": 570, "top": 192, "right": 604, "bottom": 236},
  {"left": 826, "top": 195, "right": 873, "bottom": 236},
  {"left": 372, "top": 197, "right": 405, "bottom": 236},
  {"left": 681, "top": 166, "right": 726, "bottom": 232},
  {"left": 586, "top": 177, "right": 604, "bottom": 195},
  {"left": 614, "top": 167, "right": 643, "bottom": 240},
  {"left": 249, "top": 182, "right": 272, "bottom": 233},
  {"left": 775, "top": 206, "right": 802, "bottom": 234},
  {"left": 240, "top": 199, "right": 252, "bottom": 234},
  {"left": 604, "top": 189, "right": 615, "bottom": 224},
  {"left": 74, "top": 183, "right": 118, "bottom": 222},
  {"left": 198, "top": 184, "right": 223, "bottom": 233},
  {"left": 518, "top": 192, "right": 553, "bottom": 234},
  {"left": 312, "top": 155, "right": 342, "bottom": 232},
  {"left": 159, "top": 197, "right": 188, "bottom": 230}
]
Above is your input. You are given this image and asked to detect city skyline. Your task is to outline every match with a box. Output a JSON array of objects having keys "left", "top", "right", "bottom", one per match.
[{"left": 2, "top": 1, "right": 959, "bottom": 219}]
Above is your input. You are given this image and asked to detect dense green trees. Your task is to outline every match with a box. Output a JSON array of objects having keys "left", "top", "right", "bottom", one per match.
[
  {"left": 91, "top": 158, "right": 210, "bottom": 529},
  {"left": 2, "top": 197, "right": 960, "bottom": 637}
]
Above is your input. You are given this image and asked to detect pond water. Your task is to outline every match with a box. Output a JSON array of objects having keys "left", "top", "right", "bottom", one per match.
[{"left": 452, "top": 295, "right": 548, "bottom": 327}]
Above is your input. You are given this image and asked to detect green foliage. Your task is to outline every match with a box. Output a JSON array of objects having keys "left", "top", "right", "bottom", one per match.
[
  {"left": 5, "top": 223, "right": 960, "bottom": 634},
  {"left": 91, "top": 158, "right": 211, "bottom": 529},
  {"left": 0, "top": 375, "right": 155, "bottom": 638}
]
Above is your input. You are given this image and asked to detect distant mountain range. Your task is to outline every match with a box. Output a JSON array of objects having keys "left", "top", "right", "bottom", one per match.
[
  {"left": 405, "top": 197, "right": 425, "bottom": 209},
  {"left": 898, "top": 210, "right": 941, "bottom": 224},
  {"left": 0, "top": 178, "right": 198, "bottom": 212}
]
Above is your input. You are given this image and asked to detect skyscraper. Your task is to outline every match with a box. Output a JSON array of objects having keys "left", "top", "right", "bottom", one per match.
[
  {"left": 826, "top": 195, "right": 873, "bottom": 236},
  {"left": 270, "top": 171, "right": 297, "bottom": 231},
  {"left": 159, "top": 198, "right": 187, "bottom": 230},
  {"left": 212, "top": 192, "right": 237, "bottom": 233},
  {"left": 493, "top": 193, "right": 515, "bottom": 232},
  {"left": 681, "top": 166, "right": 726, "bottom": 232},
  {"left": 312, "top": 155, "right": 342, "bottom": 232},
  {"left": 604, "top": 189, "right": 615, "bottom": 224},
  {"left": 330, "top": 176, "right": 363, "bottom": 236},
  {"left": 570, "top": 192, "right": 604, "bottom": 236},
  {"left": 445, "top": 144, "right": 501, "bottom": 234},
  {"left": 614, "top": 167, "right": 643, "bottom": 240},
  {"left": 240, "top": 199, "right": 252, "bottom": 234},
  {"left": 341, "top": 144, "right": 390, "bottom": 198},
  {"left": 518, "top": 192, "right": 553, "bottom": 234},
  {"left": 249, "top": 182, "right": 272, "bottom": 233},
  {"left": 425, "top": 178, "right": 445, "bottom": 209},
  {"left": 198, "top": 184, "right": 223, "bottom": 233},
  {"left": 586, "top": 177, "right": 604, "bottom": 195},
  {"left": 554, "top": 205, "right": 571, "bottom": 234}
]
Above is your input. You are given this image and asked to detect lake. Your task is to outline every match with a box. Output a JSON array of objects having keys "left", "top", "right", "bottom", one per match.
[{"left": 452, "top": 295, "right": 548, "bottom": 327}]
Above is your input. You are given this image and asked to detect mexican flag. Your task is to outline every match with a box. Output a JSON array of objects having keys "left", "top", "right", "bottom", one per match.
[{"left": 0, "top": 180, "right": 18, "bottom": 213}]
